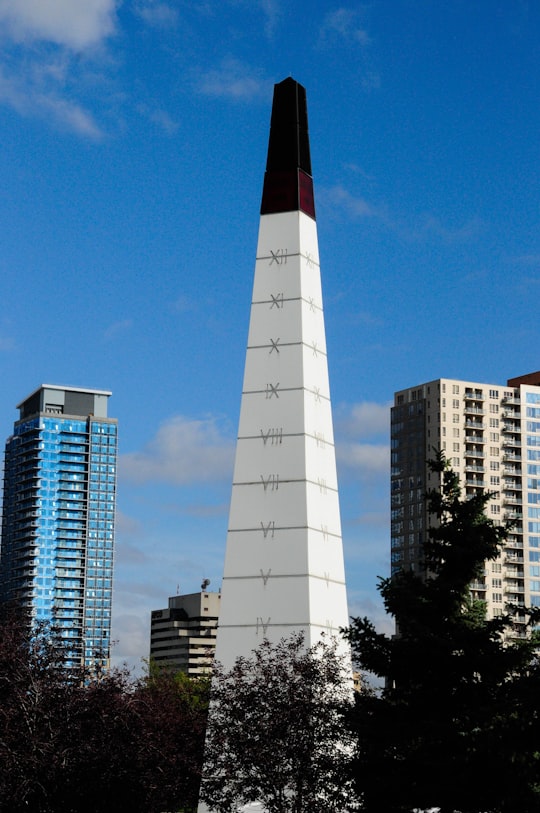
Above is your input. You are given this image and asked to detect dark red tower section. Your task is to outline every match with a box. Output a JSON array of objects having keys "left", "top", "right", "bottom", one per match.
[{"left": 260, "top": 77, "right": 315, "bottom": 219}]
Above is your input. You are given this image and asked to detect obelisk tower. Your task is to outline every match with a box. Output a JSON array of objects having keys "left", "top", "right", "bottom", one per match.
[{"left": 214, "top": 77, "right": 349, "bottom": 669}]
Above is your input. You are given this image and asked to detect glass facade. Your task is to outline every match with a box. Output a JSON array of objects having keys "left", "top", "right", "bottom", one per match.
[{"left": 0, "top": 387, "right": 117, "bottom": 671}]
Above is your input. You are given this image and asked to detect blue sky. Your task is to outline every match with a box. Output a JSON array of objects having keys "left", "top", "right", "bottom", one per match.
[{"left": 1, "top": 1, "right": 539, "bottom": 669}]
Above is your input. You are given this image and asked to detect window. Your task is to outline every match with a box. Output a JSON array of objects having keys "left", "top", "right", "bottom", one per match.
[
  {"left": 489, "top": 389, "right": 499, "bottom": 399},
  {"left": 493, "top": 593, "right": 503, "bottom": 603},
  {"left": 492, "top": 578, "right": 502, "bottom": 588},
  {"left": 490, "top": 447, "right": 499, "bottom": 456},
  {"left": 492, "top": 563, "right": 502, "bottom": 573},
  {"left": 490, "top": 404, "right": 499, "bottom": 414},
  {"left": 489, "top": 418, "right": 499, "bottom": 428},
  {"left": 453, "top": 414, "right": 460, "bottom": 423},
  {"left": 490, "top": 476, "right": 500, "bottom": 485},
  {"left": 452, "top": 384, "right": 459, "bottom": 394},
  {"left": 490, "top": 432, "right": 499, "bottom": 442},
  {"left": 453, "top": 428, "right": 460, "bottom": 437},
  {"left": 491, "top": 504, "right": 500, "bottom": 515},
  {"left": 490, "top": 461, "right": 500, "bottom": 471},
  {"left": 453, "top": 399, "right": 460, "bottom": 408}
]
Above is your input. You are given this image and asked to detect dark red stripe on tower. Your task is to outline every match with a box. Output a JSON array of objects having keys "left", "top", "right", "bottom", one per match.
[{"left": 260, "top": 77, "right": 316, "bottom": 219}]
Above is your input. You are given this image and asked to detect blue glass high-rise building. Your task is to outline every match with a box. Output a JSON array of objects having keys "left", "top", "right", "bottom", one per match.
[{"left": 0, "top": 385, "right": 117, "bottom": 671}]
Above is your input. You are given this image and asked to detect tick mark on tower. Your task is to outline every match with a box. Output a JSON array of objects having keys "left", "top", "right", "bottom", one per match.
[{"left": 269, "top": 338, "right": 280, "bottom": 354}]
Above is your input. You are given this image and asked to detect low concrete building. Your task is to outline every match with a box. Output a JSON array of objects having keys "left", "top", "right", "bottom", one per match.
[{"left": 150, "top": 588, "right": 220, "bottom": 675}]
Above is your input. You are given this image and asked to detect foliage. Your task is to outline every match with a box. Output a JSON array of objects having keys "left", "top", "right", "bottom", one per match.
[
  {"left": 0, "top": 605, "right": 209, "bottom": 813},
  {"left": 345, "top": 452, "right": 540, "bottom": 813},
  {"left": 199, "top": 632, "right": 358, "bottom": 813}
]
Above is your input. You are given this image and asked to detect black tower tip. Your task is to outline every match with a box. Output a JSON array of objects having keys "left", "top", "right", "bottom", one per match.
[{"left": 260, "top": 78, "right": 315, "bottom": 219}]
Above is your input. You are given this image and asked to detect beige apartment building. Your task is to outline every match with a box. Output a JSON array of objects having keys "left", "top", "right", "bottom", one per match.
[{"left": 391, "top": 371, "right": 540, "bottom": 634}]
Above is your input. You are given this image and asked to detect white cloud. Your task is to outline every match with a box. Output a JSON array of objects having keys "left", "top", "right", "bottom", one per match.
[
  {"left": 0, "top": 0, "right": 118, "bottom": 51},
  {"left": 335, "top": 401, "right": 390, "bottom": 479},
  {"left": 0, "top": 66, "right": 103, "bottom": 137},
  {"left": 119, "top": 415, "right": 235, "bottom": 486},
  {"left": 195, "top": 57, "right": 266, "bottom": 101},
  {"left": 338, "top": 442, "right": 389, "bottom": 477},
  {"left": 338, "top": 401, "right": 390, "bottom": 439}
]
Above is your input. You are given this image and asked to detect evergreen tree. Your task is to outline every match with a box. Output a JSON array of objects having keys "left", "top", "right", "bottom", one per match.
[{"left": 346, "top": 453, "right": 540, "bottom": 813}]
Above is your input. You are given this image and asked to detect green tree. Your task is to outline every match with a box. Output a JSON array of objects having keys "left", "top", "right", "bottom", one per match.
[
  {"left": 346, "top": 453, "right": 540, "bottom": 813},
  {"left": 199, "top": 633, "right": 359, "bottom": 813}
]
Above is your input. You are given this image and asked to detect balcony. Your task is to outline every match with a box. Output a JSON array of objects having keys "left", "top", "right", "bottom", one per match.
[
  {"left": 465, "top": 434, "right": 486, "bottom": 444},
  {"left": 502, "top": 423, "right": 521, "bottom": 434},
  {"left": 503, "top": 477, "right": 522, "bottom": 489},
  {"left": 464, "top": 391, "right": 485, "bottom": 401},
  {"left": 501, "top": 438, "right": 521, "bottom": 448},
  {"left": 463, "top": 404, "right": 486, "bottom": 415}
]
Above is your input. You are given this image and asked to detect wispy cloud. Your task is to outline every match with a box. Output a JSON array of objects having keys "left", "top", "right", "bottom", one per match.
[
  {"left": 0, "top": 335, "right": 16, "bottom": 352},
  {"left": 103, "top": 319, "right": 133, "bottom": 340},
  {"left": 335, "top": 401, "right": 390, "bottom": 479},
  {"left": 0, "top": 0, "right": 117, "bottom": 136},
  {"left": 259, "top": 0, "right": 281, "bottom": 38},
  {"left": 0, "top": 0, "right": 118, "bottom": 51},
  {"left": 0, "top": 68, "right": 103, "bottom": 136},
  {"left": 324, "top": 184, "right": 482, "bottom": 244},
  {"left": 119, "top": 415, "right": 235, "bottom": 486},
  {"left": 337, "top": 442, "right": 389, "bottom": 477},
  {"left": 322, "top": 184, "right": 387, "bottom": 221},
  {"left": 513, "top": 254, "right": 540, "bottom": 268},
  {"left": 195, "top": 57, "right": 266, "bottom": 101},
  {"left": 137, "top": 102, "right": 179, "bottom": 134},
  {"left": 337, "top": 401, "right": 390, "bottom": 439},
  {"left": 134, "top": 1, "right": 179, "bottom": 28},
  {"left": 319, "top": 8, "right": 371, "bottom": 47}
]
